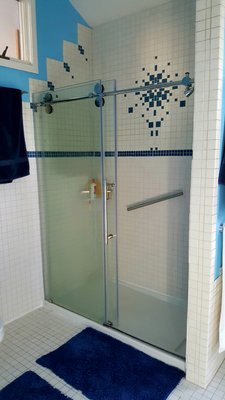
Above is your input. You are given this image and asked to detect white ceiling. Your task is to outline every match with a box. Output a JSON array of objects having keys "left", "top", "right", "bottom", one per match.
[{"left": 70, "top": 0, "right": 172, "bottom": 27}]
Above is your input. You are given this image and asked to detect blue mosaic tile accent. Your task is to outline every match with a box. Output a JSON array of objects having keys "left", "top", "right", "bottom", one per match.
[
  {"left": 27, "top": 150, "right": 193, "bottom": 158},
  {"left": 127, "top": 58, "right": 187, "bottom": 138},
  {"left": 27, "top": 151, "right": 101, "bottom": 158},
  {"left": 78, "top": 44, "right": 85, "bottom": 55},
  {"left": 30, "top": 103, "right": 37, "bottom": 112},
  {"left": 105, "top": 151, "right": 115, "bottom": 157},
  {"left": 47, "top": 81, "right": 55, "bottom": 91},
  {"left": 63, "top": 62, "right": 71, "bottom": 73},
  {"left": 118, "top": 150, "right": 193, "bottom": 157}
]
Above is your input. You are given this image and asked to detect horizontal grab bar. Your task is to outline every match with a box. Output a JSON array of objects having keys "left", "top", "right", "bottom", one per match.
[{"left": 127, "top": 190, "right": 184, "bottom": 212}]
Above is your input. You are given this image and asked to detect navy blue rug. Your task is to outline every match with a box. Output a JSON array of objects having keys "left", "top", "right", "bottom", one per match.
[
  {"left": 37, "top": 327, "right": 184, "bottom": 400},
  {"left": 0, "top": 371, "right": 69, "bottom": 400}
]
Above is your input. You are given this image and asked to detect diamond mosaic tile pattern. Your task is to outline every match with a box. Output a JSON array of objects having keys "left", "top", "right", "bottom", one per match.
[{"left": 127, "top": 62, "right": 186, "bottom": 138}]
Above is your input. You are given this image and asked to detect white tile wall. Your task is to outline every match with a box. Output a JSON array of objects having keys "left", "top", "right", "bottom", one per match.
[
  {"left": 117, "top": 157, "right": 191, "bottom": 300},
  {"left": 93, "top": 1, "right": 195, "bottom": 151},
  {"left": 0, "top": 103, "right": 44, "bottom": 324},
  {"left": 45, "top": 25, "right": 92, "bottom": 89},
  {"left": 115, "top": 87, "right": 194, "bottom": 151},
  {"left": 92, "top": 0, "right": 195, "bottom": 301},
  {"left": 187, "top": 0, "right": 225, "bottom": 388},
  {"left": 0, "top": 24, "right": 93, "bottom": 325}
]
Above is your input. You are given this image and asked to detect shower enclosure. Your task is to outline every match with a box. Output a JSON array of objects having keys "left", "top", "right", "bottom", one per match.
[{"left": 33, "top": 78, "right": 190, "bottom": 359}]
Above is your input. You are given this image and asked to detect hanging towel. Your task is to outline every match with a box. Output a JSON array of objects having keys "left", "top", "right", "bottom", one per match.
[
  {"left": 0, "top": 87, "right": 29, "bottom": 183},
  {"left": 219, "top": 145, "right": 225, "bottom": 185},
  {"left": 219, "top": 227, "right": 225, "bottom": 353}
]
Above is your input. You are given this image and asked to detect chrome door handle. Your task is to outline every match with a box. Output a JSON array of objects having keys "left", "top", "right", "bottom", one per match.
[
  {"left": 104, "top": 179, "right": 116, "bottom": 244},
  {"left": 104, "top": 179, "right": 108, "bottom": 245}
]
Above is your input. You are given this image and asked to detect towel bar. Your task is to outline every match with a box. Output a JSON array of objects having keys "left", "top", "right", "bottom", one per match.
[{"left": 127, "top": 190, "right": 183, "bottom": 212}]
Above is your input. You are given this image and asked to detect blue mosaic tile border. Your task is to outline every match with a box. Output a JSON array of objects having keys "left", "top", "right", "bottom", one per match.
[
  {"left": 27, "top": 151, "right": 101, "bottom": 158},
  {"left": 117, "top": 150, "right": 192, "bottom": 157},
  {"left": 27, "top": 150, "right": 192, "bottom": 158}
]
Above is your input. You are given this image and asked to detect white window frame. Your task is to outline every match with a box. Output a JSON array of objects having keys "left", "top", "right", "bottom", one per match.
[{"left": 0, "top": 0, "right": 38, "bottom": 73}]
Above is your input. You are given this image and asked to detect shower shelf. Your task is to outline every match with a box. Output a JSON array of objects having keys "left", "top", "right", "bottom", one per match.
[{"left": 127, "top": 190, "right": 183, "bottom": 211}]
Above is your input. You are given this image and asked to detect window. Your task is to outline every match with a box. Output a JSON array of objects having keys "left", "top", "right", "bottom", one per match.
[{"left": 0, "top": 0, "right": 38, "bottom": 73}]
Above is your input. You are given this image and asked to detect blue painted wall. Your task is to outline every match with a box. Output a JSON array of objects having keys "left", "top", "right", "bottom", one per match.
[
  {"left": 215, "top": 26, "right": 225, "bottom": 279},
  {"left": 0, "top": 0, "right": 88, "bottom": 101}
]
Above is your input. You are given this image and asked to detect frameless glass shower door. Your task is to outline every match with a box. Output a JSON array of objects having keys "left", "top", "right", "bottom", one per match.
[
  {"left": 33, "top": 78, "right": 189, "bottom": 360},
  {"left": 33, "top": 80, "right": 118, "bottom": 325}
]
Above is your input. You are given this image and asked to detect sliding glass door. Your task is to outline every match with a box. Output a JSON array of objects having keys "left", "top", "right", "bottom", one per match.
[
  {"left": 33, "top": 80, "right": 118, "bottom": 325},
  {"left": 33, "top": 78, "right": 188, "bottom": 359}
]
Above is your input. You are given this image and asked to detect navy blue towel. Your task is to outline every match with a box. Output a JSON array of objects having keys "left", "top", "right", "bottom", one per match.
[
  {"left": 219, "top": 145, "right": 225, "bottom": 185},
  {"left": 0, "top": 87, "right": 29, "bottom": 183}
]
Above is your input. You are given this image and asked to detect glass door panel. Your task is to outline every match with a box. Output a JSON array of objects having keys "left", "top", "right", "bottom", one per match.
[
  {"left": 33, "top": 81, "right": 106, "bottom": 323},
  {"left": 113, "top": 90, "right": 189, "bottom": 358}
]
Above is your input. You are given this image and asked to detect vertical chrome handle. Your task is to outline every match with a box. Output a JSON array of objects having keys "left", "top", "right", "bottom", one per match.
[{"left": 104, "top": 179, "right": 108, "bottom": 245}]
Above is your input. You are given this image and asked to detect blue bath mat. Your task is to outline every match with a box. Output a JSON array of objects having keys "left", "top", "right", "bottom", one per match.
[
  {"left": 0, "top": 371, "right": 69, "bottom": 400},
  {"left": 37, "top": 327, "right": 184, "bottom": 400}
]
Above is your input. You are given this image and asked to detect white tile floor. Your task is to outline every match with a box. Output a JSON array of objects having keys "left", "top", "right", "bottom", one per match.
[{"left": 0, "top": 306, "right": 225, "bottom": 400}]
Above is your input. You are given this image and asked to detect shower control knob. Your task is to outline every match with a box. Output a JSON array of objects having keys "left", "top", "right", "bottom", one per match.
[{"left": 107, "top": 233, "right": 116, "bottom": 241}]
